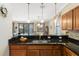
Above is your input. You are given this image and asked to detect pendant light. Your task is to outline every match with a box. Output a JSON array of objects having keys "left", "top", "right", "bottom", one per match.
[
  {"left": 37, "top": 3, "right": 45, "bottom": 27},
  {"left": 27, "top": 3, "right": 30, "bottom": 23},
  {"left": 40, "top": 3, "right": 45, "bottom": 23},
  {"left": 55, "top": 3, "right": 57, "bottom": 16},
  {"left": 54, "top": 3, "right": 58, "bottom": 35}
]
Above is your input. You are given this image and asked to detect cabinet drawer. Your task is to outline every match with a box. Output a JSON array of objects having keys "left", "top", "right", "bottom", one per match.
[
  {"left": 52, "top": 45, "right": 62, "bottom": 49},
  {"left": 27, "top": 45, "right": 40, "bottom": 49},
  {"left": 39, "top": 45, "right": 53, "bottom": 49},
  {"left": 27, "top": 45, "right": 61, "bottom": 49},
  {"left": 27, "top": 45, "right": 52, "bottom": 49},
  {"left": 10, "top": 45, "right": 26, "bottom": 50}
]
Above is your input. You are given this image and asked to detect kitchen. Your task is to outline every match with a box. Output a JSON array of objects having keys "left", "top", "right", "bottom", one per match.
[{"left": 0, "top": 3, "right": 79, "bottom": 56}]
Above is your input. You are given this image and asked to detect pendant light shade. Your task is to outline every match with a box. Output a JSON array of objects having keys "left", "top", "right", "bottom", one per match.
[{"left": 27, "top": 3, "right": 30, "bottom": 23}]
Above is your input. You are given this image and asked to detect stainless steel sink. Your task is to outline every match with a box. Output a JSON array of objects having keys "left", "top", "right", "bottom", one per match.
[{"left": 32, "top": 40, "right": 51, "bottom": 43}]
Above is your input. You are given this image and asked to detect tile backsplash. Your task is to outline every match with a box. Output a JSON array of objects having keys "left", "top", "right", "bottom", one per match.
[{"left": 68, "top": 31, "right": 79, "bottom": 40}]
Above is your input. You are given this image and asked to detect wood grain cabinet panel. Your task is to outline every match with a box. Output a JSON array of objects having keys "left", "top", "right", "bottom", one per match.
[
  {"left": 73, "top": 6, "right": 79, "bottom": 30},
  {"left": 66, "top": 10, "right": 73, "bottom": 30},
  {"left": 40, "top": 49, "right": 53, "bottom": 56},
  {"left": 10, "top": 45, "right": 26, "bottom": 50},
  {"left": 63, "top": 46, "right": 77, "bottom": 56},
  {"left": 52, "top": 50, "right": 62, "bottom": 56},
  {"left": 10, "top": 50, "right": 26, "bottom": 56},
  {"left": 62, "top": 13, "right": 67, "bottom": 30},
  {"left": 26, "top": 50, "right": 39, "bottom": 56},
  {"left": 9, "top": 44, "right": 63, "bottom": 56},
  {"left": 27, "top": 45, "right": 52, "bottom": 49},
  {"left": 61, "top": 6, "right": 79, "bottom": 31},
  {"left": 61, "top": 10, "right": 73, "bottom": 30}
]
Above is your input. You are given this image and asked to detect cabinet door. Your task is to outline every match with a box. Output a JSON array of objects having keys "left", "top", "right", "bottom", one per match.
[
  {"left": 64, "top": 46, "right": 77, "bottom": 56},
  {"left": 74, "top": 7, "right": 79, "bottom": 30},
  {"left": 67, "top": 10, "right": 73, "bottom": 30},
  {"left": 52, "top": 50, "right": 62, "bottom": 56},
  {"left": 10, "top": 50, "right": 26, "bottom": 56},
  {"left": 26, "top": 50, "right": 39, "bottom": 56},
  {"left": 62, "top": 13, "right": 67, "bottom": 30},
  {"left": 40, "top": 49, "right": 53, "bottom": 56}
]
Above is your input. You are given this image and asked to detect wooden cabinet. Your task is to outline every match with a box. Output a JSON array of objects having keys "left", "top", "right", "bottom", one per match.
[
  {"left": 62, "top": 10, "right": 73, "bottom": 30},
  {"left": 66, "top": 10, "right": 73, "bottom": 30},
  {"left": 61, "top": 6, "right": 79, "bottom": 31},
  {"left": 10, "top": 50, "right": 26, "bottom": 56},
  {"left": 26, "top": 50, "right": 39, "bottom": 56},
  {"left": 9, "top": 44, "right": 62, "bottom": 56},
  {"left": 63, "top": 46, "right": 77, "bottom": 56},
  {"left": 53, "top": 50, "right": 62, "bottom": 56},
  {"left": 62, "top": 13, "right": 67, "bottom": 30},
  {"left": 10, "top": 45, "right": 26, "bottom": 56},
  {"left": 9, "top": 44, "right": 78, "bottom": 56},
  {"left": 73, "top": 6, "right": 79, "bottom": 30},
  {"left": 40, "top": 49, "right": 53, "bottom": 56}
]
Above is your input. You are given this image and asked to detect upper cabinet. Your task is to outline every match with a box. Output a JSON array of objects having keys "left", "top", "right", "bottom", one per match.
[
  {"left": 62, "top": 10, "right": 73, "bottom": 30},
  {"left": 62, "top": 13, "right": 67, "bottom": 30},
  {"left": 61, "top": 6, "right": 79, "bottom": 31},
  {"left": 66, "top": 10, "right": 73, "bottom": 30},
  {"left": 73, "top": 6, "right": 79, "bottom": 30}
]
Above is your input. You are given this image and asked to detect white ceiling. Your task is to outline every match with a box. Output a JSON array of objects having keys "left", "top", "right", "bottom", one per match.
[{"left": 7, "top": 3, "right": 68, "bottom": 21}]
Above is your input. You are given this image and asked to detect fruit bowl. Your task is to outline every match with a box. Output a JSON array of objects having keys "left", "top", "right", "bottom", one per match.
[{"left": 20, "top": 37, "right": 28, "bottom": 43}]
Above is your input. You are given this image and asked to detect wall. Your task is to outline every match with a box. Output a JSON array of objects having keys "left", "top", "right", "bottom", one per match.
[
  {"left": 48, "top": 15, "right": 62, "bottom": 35},
  {"left": 48, "top": 19, "right": 55, "bottom": 35},
  {"left": 0, "top": 4, "right": 12, "bottom": 56}
]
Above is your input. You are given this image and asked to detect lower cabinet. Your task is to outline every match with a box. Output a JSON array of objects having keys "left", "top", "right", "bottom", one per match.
[
  {"left": 40, "top": 49, "right": 53, "bottom": 56},
  {"left": 9, "top": 44, "right": 77, "bottom": 56},
  {"left": 53, "top": 50, "right": 62, "bottom": 56},
  {"left": 26, "top": 50, "right": 39, "bottom": 56},
  {"left": 63, "top": 46, "right": 77, "bottom": 56},
  {"left": 9, "top": 44, "right": 62, "bottom": 56},
  {"left": 10, "top": 50, "right": 26, "bottom": 56},
  {"left": 40, "top": 49, "right": 61, "bottom": 56}
]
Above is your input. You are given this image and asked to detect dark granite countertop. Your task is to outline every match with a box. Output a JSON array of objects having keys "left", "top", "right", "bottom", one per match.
[
  {"left": 16, "top": 42, "right": 66, "bottom": 45},
  {"left": 64, "top": 44, "right": 79, "bottom": 56},
  {"left": 9, "top": 35, "right": 68, "bottom": 44}
]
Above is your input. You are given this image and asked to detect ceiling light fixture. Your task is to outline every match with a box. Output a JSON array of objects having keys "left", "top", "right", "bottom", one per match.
[
  {"left": 54, "top": 3, "right": 58, "bottom": 35},
  {"left": 40, "top": 3, "right": 45, "bottom": 23},
  {"left": 27, "top": 3, "right": 30, "bottom": 23},
  {"left": 55, "top": 3, "right": 57, "bottom": 16}
]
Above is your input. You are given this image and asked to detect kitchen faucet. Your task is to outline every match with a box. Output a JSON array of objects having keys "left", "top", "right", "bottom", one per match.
[{"left": 39, "top": 33, "right": 43, "bottom": 41}]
